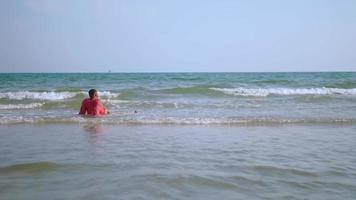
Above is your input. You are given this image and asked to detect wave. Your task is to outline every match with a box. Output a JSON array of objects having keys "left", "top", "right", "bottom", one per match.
[
  {"left": 0, "top": 103, "right": 44, "bottom": 109},
  {"left": 158, "top": 86, "right": 216, "bottom": 95},
  {"left": 252, "top": 165, "right": 318, "bottom": 177},
  {"left": 1, "top": 116, "right": 355, "bottom": 125},
  {"left": 0, "top": 162, "right": 89, "bottom": 174},
  {"left": 0, "top": 91, "right": 78, "bottom": 100},
  {"left": 2, "top": 87, "right": 354, "bottom": 100},
  {"left": 98, "top": 91, "right": 120, "bottom": 98},
  {"left": 251, "top": 79, "right": 293, "bottom": 85},
  {"left": 325, "top": 81, "right": 356, "bottom": 89},
  {"left": 0, "top": 162, "right": 60, "bottom": 173},
  {"left": 210, "top": 87, "right": 356, "bottom": 97},
  {"left": 140, "top": 86, "right": 356, "bottom": 97},
  {"left": 0, "top": 91, "right": 120, "bottom": 100}
]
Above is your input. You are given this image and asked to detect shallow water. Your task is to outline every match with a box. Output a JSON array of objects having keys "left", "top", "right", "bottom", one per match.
[{"left": 1, "top": 124, "right": 355, "bottom": 199}]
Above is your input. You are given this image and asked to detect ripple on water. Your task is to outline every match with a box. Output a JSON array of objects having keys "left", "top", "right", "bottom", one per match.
[
  {"left": 0, "top": 162, "right": 60, "bottom": 174},
  {"left": 252, "top": 165, "right": 319, "bottom": 177},
  {"left": 137, "top": 174, "right": 239, "bottom": 190},
  {"left": 0, "top": 162, "right": 92, "bottom": 175}
]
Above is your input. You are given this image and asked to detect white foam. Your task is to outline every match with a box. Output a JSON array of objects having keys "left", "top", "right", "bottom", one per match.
[
  {"left": 1, "top": 116, "right": 354, "bottom": 125},
  {"left": 0, "top": 91, "right": 120, "bottom": 100},
  {"left": 102, "top": 99, "right": 133, "bottom": 104},
  {"left": 0, "top": 103, "right": 44, "bottom": 109},
  {"left": 98, "top": 91, "right": 120, "bottom": 98},
  {"left": 0, "top": 91, "right": 77, "bottom": 100},
  {"left": 210, "top": 87, "right": 356, "bottom": 97}
]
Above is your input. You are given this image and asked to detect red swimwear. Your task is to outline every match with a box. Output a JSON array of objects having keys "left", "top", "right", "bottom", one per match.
[{"left": 79, "top": 98, "right": 108, "bottom": 116}]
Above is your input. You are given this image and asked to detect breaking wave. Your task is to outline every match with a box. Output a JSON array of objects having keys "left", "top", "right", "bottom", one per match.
[
  {"left": 1, "top": 88, "right": 354, "bottom": 100},
  {"left": 97, "top": 91, "right": 120, "bottom": 98},
  {"left": 210, "top": 87, "right": 356, "bottom": 97},
  {"left": 0, "top": 91, "right": 77, "bottom": 100},
  {"left": 0, "top": 103, "right": 44, "bottom": 109},
  {"left": 0, "top": 91, "right": 119, "bottom": 100}
]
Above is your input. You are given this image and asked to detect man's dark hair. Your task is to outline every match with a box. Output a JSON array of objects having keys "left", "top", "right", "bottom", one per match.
[{"left": 89, "top": 89, "right": 97, "bottom": 98}]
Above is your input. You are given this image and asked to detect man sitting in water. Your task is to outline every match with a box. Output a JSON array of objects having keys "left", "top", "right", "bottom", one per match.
[{"left": 79, "top": 89, "right": 109, "bottom": 116}]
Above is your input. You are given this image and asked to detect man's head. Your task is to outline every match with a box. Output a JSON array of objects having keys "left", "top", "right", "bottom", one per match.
[{"left": 88, "top": 89, "right": 98, "bottom": 99}]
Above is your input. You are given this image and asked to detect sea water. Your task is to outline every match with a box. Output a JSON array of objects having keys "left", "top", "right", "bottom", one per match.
[
  {"left": 0, "top": 124, "right": 356, "bottom": 199},
  {"left": 0, "top": 72, "right": 355, "bottom": 124},
  {"left": 0, "top": 72, "right": 356, "bottom": 199}
]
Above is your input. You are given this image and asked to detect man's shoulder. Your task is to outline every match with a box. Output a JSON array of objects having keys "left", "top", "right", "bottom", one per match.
[
  {"left": 89, "top": 98, "right": 101, "bottom": 104},
  {"left": 82, "top": 98, "right": 91, "bottom": 103},
  {"left": 82, "top": 98, "right": 101, "bottom": 104}
]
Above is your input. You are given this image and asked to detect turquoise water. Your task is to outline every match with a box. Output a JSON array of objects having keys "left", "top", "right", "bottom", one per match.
[{"left": 0, "top": 72, "right": 355, "bottom": 124}]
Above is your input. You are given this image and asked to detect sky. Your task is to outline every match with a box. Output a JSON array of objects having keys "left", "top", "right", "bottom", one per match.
[{"left": 0, "top": 0, "right": 356, "bottom": 72}]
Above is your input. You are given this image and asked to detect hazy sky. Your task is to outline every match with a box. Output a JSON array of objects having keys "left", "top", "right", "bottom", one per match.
[{"left": 1, "top": 0, "right": 356, "bottom": 72}]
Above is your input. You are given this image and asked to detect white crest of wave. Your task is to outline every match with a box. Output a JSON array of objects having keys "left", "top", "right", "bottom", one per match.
[
  {"left": 0, "top": 103, "right": 44, "bottom": 109},
  {"left": 0, "top": 91, "right": 77, "bottom": 100},
  {"left": 210, "top": 87, "right": 356, "bottom": 96},
  {"left": 0, "top": 91, "right": 120, "bottom": 100},
  {"left": 97, "top": 91, "right": 120, "bottom": 98}
]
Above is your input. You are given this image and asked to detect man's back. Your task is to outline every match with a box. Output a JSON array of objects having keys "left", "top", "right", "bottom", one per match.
[{"left": 79, "top": 98, "right": 108, "bottom": 116}]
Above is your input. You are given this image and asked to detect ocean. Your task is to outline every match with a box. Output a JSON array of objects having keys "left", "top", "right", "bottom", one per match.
[
  {"left": 0, "top": 72, "right": 356, "bottom": 124},
  {"left": 0, "top": 72, "right": 356, "bottom": 199}
]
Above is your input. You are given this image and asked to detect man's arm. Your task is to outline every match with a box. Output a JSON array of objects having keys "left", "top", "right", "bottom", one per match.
[
  {"left": 95, "top": 100, "right": 109, "bottom": 115},
  {"left": 79, "top": 100, "right": 86, "bottom": 114}
]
